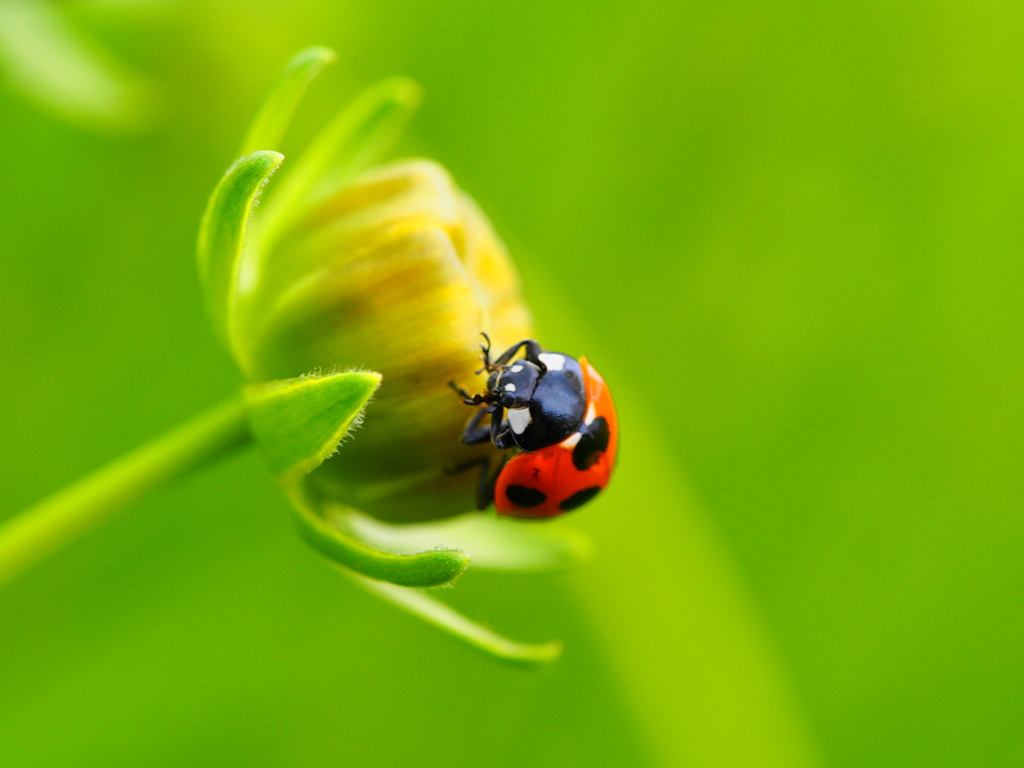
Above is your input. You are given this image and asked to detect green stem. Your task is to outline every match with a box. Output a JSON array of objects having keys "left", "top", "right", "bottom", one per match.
[{"left": 0, "top": 396, "right": 251, "bottom": 587}]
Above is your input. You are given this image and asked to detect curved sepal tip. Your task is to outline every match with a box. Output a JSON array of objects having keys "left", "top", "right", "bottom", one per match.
[
  {"left": 240, "top": 46, "right": 337, "bottom": 156},
  {"left": 197, "top": 150, "right": 284, "bottom": 361},
  {"left": 292, "top": 497, "right": 469, "bottom": 588}
]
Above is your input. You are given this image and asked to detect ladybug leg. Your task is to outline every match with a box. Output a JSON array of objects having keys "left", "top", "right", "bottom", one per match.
[
  {"left": 491, "top": 339, "right": 543, "bottom": 368},
  {"left": 490, "top": 408, "right": 518, "bottom": 450},
  {"left": 461, "top": 404, "right": 496, "bottom": 445},
  {"left": 446, "top": 454, "right": 506, "bottom": 510},
  {"left": 462, "top": 405, "right": 517, "bottom": 450},
  {"left": 475, "top": 455, "right": 506, "bottom": 510},
  {"left": 448, "top": 380, "right": 486, "bottom": 406}
]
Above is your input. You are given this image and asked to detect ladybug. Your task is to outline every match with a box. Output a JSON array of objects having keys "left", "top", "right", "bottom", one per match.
[{"left": 451, "top": 336, "right": 618, "bottom": 519}]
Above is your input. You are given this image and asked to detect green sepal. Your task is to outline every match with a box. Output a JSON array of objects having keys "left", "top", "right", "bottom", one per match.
[
  {"left": 240, "top": 46, "right": 336, "bottom": 156},
  {"left": 343, "top": 569, "right": 562, "bottom": 665},
  {"left": 345, "top": 510, "right": 593, "bottom": 573},
  {"left": 292, "top": 496, "right": 469, "bottom": 588},
  {"left": 196, "top": 150, "right": 283, "bottom": 359},
  {"left": 242, "top": 370, "right": 380, "bottom": 485},
  {"left": 306, "top": 76, "right": 424, "bottom": 189},
  {"left": 259, "top": 76, "right": 422, "bottom": 249},
  {"left": 244, "top": 370, "right": 468, "bottom": 588}
]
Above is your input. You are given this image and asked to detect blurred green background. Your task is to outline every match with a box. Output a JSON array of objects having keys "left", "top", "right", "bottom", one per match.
[{"left": 2, "top": 1, "right": 1023, "bottom": 766}]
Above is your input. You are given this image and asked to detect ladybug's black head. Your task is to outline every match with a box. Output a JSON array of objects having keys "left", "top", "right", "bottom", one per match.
[{"left": 486, "top": 359, "right": 542, "bottom": 409}]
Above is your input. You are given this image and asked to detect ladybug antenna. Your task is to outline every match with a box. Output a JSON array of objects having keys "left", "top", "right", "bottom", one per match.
[
  {"left": 477, "top": 332, "right": 505, "bottom": 374},
  {"left": 480, "top": 332, "right": 494, "bottom": 367}
]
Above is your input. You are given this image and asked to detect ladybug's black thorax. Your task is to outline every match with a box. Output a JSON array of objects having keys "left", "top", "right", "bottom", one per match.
[{"left": 454, "top": 339, "right": 589, "bottom": 459}]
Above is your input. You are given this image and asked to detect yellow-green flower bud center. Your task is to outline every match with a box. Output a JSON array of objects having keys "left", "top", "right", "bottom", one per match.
[{"left": 246, "top": 160, "right": 532, "bottom": 522}]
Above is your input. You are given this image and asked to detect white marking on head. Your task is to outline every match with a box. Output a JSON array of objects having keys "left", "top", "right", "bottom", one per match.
[
  {"left": 585, "top": 403, "right": 596, "bottom": 424},
  {"left": 504, "top": 383, "right": 516, "bottom": 392},
  {"left": 538, "top": 353, "right": 565, "bottom": 371},
  {"left": 510, "top": 365, "right": 524, "bottom": 372},
  {"left": 508, "top": 407, "right": 532, "bottom": 434}
]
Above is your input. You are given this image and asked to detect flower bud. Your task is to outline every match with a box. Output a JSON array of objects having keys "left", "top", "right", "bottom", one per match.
[
  {"left": 195, "top": 49, "right": 589, "bottom": 660},
  {"left": 242, "top": 160, "right": 532, "bottom": 523}
]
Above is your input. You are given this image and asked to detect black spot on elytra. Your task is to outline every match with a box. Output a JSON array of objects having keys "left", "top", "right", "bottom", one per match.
[
  {"left": 559, "top": 486, "right": 601, "bottom": 511},
  {"left": 572, "top": 416, "right": 610, "bottom": 470},
  {"left": 506, "top": 485, "right": 546, "bottom": 508}
]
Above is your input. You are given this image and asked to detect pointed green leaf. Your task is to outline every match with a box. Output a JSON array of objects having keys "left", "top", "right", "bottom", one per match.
[
  {"left": 342, "top": 569, "right": 562, "bottom": 665},
  {"left": 196, "top": 150, "right": 283, "bottom": 357},
  {"left": 243, "top": 370, "right": 380, "bottom": 484},
  {"left": 344, "top": 510, "right": 593, "bottom": 573},
  {"left": 246, "top": 372, "right": 468, "bottom": 588},
  {"left": 292, "top": 494, "right": 468, "bottom": 588},
  {"left": 259, "top": 76, "right": 422, "bottom": 248},
  {"left": 240, "top": 46, "right": 336, "bottom": 156},
  {"left": 310, "top": 76, "right": 423, "bottom": 186}
]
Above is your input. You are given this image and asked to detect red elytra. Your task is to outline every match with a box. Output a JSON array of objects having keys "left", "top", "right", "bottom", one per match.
[{"left": 495, "top": 358, "right": 618, "bottom": 518}]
